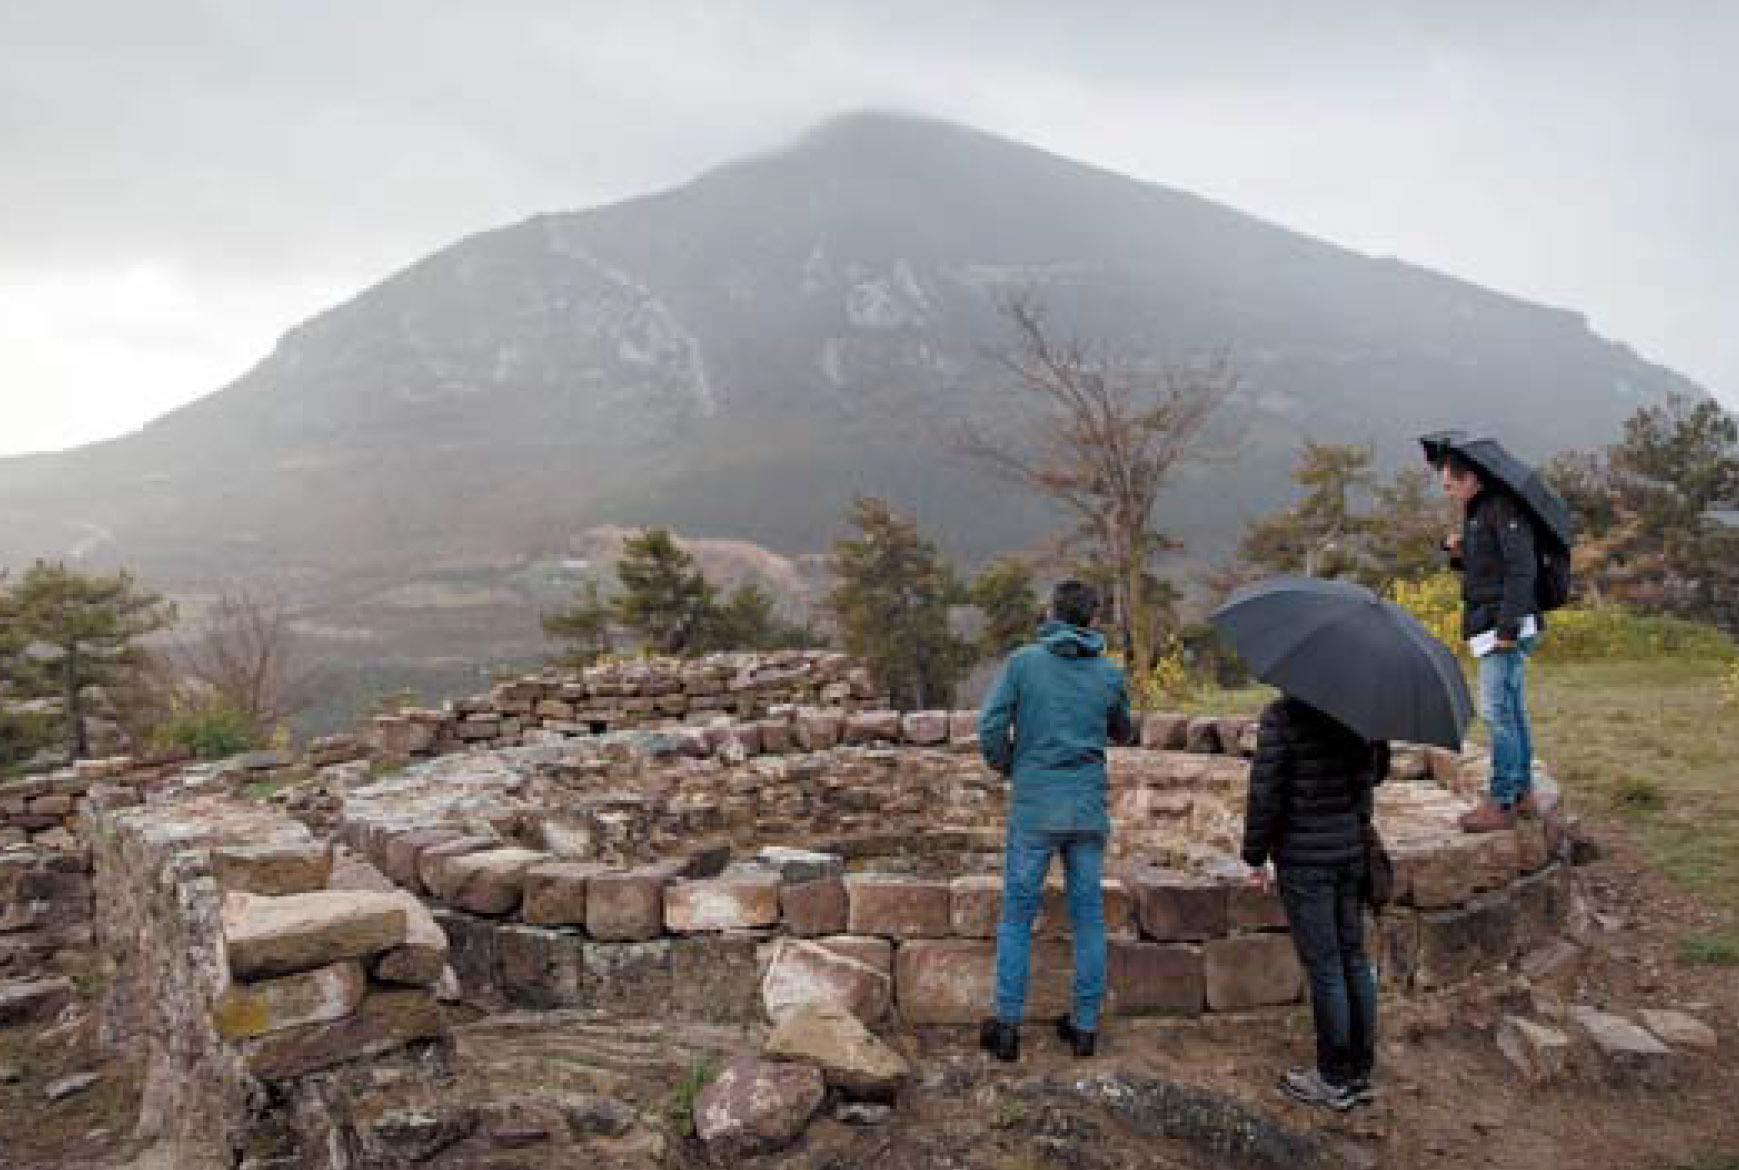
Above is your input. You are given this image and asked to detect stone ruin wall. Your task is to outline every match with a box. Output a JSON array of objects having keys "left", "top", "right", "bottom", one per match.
[{"left": 0, "top": 649, "right": 1585, "bottom": 1169}]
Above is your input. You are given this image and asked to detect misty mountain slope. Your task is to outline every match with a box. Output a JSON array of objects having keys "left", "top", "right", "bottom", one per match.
[{"left": 0, "top": 111, "right": 1703, "bottom": 666}]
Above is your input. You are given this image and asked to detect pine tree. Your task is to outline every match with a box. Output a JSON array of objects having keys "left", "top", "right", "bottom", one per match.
[
  {"left": 827, "top": 498, "right": 970, "bottom": 709},
  {"left": 8, "top": 561, "right": 175, "bottom": 760},
  {"left": 542, "top": 579, "right": 614, "bottom": 666},
  {"left": 699, "top": 583, "right": 810, "bottom": 653},
  {"left": 612, "top": 529, "right": 717, "bottom": 656},
  {"left": 968, "top": 558, "right": 1040, "bottom": 661}
]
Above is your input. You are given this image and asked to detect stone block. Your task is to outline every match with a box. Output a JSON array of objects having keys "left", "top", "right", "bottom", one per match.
[
  {"left": 576, "top": 939, "right": 673, "bottom": 1015},
  {"left": 794, "top": 711, "right": 843, "bottom": 751},
  {"left": 430, "top": 909, "right": 498, "bottom": 1001},
  {"left": 1569, "top": 1006, "right": 1674, "bottom": 1085},
  {"left": 586, "top": 868, "right": 671, "bottom": 941},
  {"left": 672, "top": 931, "right": 764, "bottom": 1022},
  {"left": 1131, "top": 870, "right": 1228, "bottom": 942},
  {"left": 223, "top": 891, "right": 408, "bottom": 980},
  {"left": 762, "top": 937, "right": 891, "bottom": 1024},
  {"left": 1140, "top": 712, "right": 1190, "bottom": 751},
  {"left": 379, "top": 828, "right": 464, "bottom": 893},
  {"left": 1497, "top": 1015, "right": 1573, "bottom": 1084},
  {"left": 497, "top": 924, "right": 580, "bottom": 1007},
  {"left": 780, "top": 877, "right": 848, "bottom": 936},
  {"left": 894, "top": 938, "right": 1072, "bottom": 1025},
  {"left": 0, "top": 976, "right": 73, "bottom": 1026},
  {"left": 843, "top": 712, "right": 902, "bottom": 745},
  {"left": 814, "top": 934, "right": 894, "bottom": 976},
  {"left": 901, "top": 711, "right": 950, "bottom": 745},
  {"left": 694, "top": 1059, "right": 825, "bottom": 1157},
  {"left": 432, "top": 847, "right": 546, "bottom": 916},
  {"left": 212, "top": 842, "right": 333, "bottom": 897},
  {"left": 846, "top": 875, "right": 952, "bottom": 938},
  {"left": 948, "top": 710, "right": 979, "bottom": 741},
  {"left": 1227, "top": 883, "right": 1288, "bottom": 931},
  {"left": 665, "top": 876, "right": 781, "bottom": 932},
  {"left": 414, "top": 835, "right": 499, "bottom": 898},
  {"left": 244, "top": 988, "right": 444, "bottom": 1081},
  {"left": 1108, "top": 941, "right": 1203, "bottom": 1016},
  {"left": 372, "top": 892, "right": 449, "bottom": 986},
  {"left": 764, "top": 1001, "right": 910, "bottom": 1099},
  {"left": 1203, "top": 934, "right": 1303, "bottom": 1010},
  {"left": 521, "top": 862, "right": 603, "bottom": 926},
  {"left": 1639, "top": 1009, "right": 1717, "bottom": 1052},
  {"left": 213, "top": 961, "right": 367, "bottom": 1039},
  {"left": 1415, "top": 890, "right": 1518, "bottom": 990}
]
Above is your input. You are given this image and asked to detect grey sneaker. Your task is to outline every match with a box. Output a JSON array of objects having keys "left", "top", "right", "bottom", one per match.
[
  {"left": 1281, "top": 1068, "right": 1356, "bottom": 1112},
  {"left": 1347, "top": 1076, "right": 1376, "bottom": 1106}
]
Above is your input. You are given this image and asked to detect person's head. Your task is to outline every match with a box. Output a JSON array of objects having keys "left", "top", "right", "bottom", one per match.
[
  {"left": 1050, "top": 580, "right": 1099, "bottom": 629},
  {"left": 1439, "top": 451, "right": 1484, "bottom": 505}
]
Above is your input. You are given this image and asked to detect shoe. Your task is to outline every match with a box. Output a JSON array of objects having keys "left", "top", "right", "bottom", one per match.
[
  {"left": 1515, "top": 792, "right": 1540, "bottom": 820},
  {"left": 979, "top": 1018, "right": 1019, "bottom": 1063},
  {"left": 1280, "top": 1068, "right": 1356, "bottom": 1112},
  {"left": 1458, "top": 799, "right": 1516, "bottom": 834},
  {"left": 1055, "top": 1016, "right": 1097, "bottom": 1058},
  {"left": 1347, "top": 1076, "right": 1376, "bottom": 1106}
]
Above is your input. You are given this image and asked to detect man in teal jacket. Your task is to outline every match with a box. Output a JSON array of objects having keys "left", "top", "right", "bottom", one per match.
[{"left": 977, "top": 580, "right": 1134, "bottom": 1062}]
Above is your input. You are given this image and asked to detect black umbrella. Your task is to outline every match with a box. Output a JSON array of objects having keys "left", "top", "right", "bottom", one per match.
[
  {"left": 1418, "top": 432, "right": 1576, "bottom": 551},
  {"left": 1211, "top": 575, "right": 1474, "bottom": 749}
]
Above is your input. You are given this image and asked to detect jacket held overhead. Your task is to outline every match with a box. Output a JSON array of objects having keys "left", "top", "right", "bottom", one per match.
[{"left": 978, "top": 621, "right": 1134, "bottom": 834}]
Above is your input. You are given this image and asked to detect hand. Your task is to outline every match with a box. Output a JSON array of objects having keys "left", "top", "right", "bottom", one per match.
[
  {"left": 1245, "top": 864, "right": 1273, "bottom": 896},
  {"left": 1492, "top": 637, "right": 1517, "bottom": 651},
  {"left": 1445, "top": 532, "right": 1463, "bottom": 555}
]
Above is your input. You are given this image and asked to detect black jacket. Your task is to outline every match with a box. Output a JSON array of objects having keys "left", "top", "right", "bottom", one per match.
[
  {"left": 1241, "top": 698, "right": 1388, "bottom": 869},
  {"left": 1451, "top": 488, "right": 1540, "bottom": 642}
]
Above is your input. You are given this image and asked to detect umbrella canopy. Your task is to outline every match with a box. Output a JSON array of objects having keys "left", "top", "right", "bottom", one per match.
[
  {"left": 1211, "top": 575, "right": 1474, "bottom": 749},
  {"left": 1418, "top": 432, "right": 1576, "bottom": 551}
]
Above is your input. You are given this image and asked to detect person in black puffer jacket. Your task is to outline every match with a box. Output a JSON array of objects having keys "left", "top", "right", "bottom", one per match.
[{"left": 1242, "top": 695, "right": 1389, "bottom": 1111}]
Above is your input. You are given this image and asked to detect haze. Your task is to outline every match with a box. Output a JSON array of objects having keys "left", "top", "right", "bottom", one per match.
[{"left": 1, "top": 0, "right": 1734, "bottom": 457}]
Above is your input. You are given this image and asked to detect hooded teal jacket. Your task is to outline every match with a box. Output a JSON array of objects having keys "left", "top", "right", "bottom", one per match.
[{"left": 978, "top": 620, "right": 1135, "bottom": 834}]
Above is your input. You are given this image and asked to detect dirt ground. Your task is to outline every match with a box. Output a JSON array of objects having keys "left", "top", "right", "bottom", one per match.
[{"left": 3, "top": 819, "right": 1736, "bottom": 1170}]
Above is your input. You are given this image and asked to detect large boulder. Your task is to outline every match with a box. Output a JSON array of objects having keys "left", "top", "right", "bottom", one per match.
[
  {"left": 694, "top": 1059, "right": 825, "bottom": 1156},
  {"left": 222, "top": 891, "right": 407, "bottom": 980},
  {"left": 764, "top": 1001, "right": 910, "bottom": 1099}
]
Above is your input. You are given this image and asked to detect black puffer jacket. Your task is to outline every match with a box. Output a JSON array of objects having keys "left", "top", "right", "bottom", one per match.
[
  {"left": 1452, "top": 488, "right": 1540, "bottom": 642},
  {"left": 1241, "top": 698, "right": 1388, "bottom": 869}
]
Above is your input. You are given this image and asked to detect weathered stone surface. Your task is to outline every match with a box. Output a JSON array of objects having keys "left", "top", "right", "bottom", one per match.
[
  {"left": 212, "top": 961, "right": 367, "bottom": 1039},
  {"left": 794, "top": 711, "right": 843, "bottom": 751},
  {"left": 434, "top": 847, "right": 546, "bottom": 916},
  {"left": 244, "top": 988, "right": 445, "bottom": 1080},
  {"left": 665, "top": 876, "right": 781, "bottom": 932},
  {"left": 948, "top": 710, "right": 979, "bottom": 742},
  {"left": 845, "top": 875, "right": 952, "bottom": 938},
  {"left": 497, "top": 924, "right": 580, "bottom": 1007},
  {"left": 380, "top": 828, "right": 463, "bottom": 893},
  {"left": 222, "top": 891, "right": 408, "bottom": 980},
  {"left": 327, "top": 847, "right": 397, "bottom": 892},
  {"left": 1227, "top": 884, "right": 1288, "bottom": 931},
  {"left": 210, "top": 842, "right": 333, "bottom": 896},
  {"left": 764, "top": 1000, "right": 910, "bottom": 1098},
  {"left": 44, "top": 1072, "right": 101, "bottom": 1101},
  {"left": 895, "top": 938, "right": 1072, "bottom": 1025},
  {"left": 0, "top": 976, "right": 74, "bottom": 1025},
  {"left": 415, "top": 835, "right": 500, "bottom": 897},
  {"left": 587, "top": 869, "right": 670, "bottom": 941},
  {"left": 1415, "top": 891, "right": 1517, "bottom": 989},
  {"left": 1497, "top": 1015, "right": 1573, "bottom": 1084},
  {"left": 694, "top": 1059, "right": 825, "bottom": 1156},
  {"left": 1140, "top": 712, "right": 1190, "bottom": 751},
  {"left": 1131, "top": 871, "right": 1228, "bottom": 942},
  {"left": 672, "top": 932, "right": 764, "bottom": 1022},
  {"left": 948, "top": 875, "right": 1005, "bottom": 938},
  {"left": 372, "top": 892, "right": 450, "bottom": 986},
  {"left": 901, "top": 711, "right": 950, "bottom": 746},
  {"left": 1639, "top": 1008, "right": 1718, "bottom": 1052},
  {"left": 780, "top": 877, "right": 849, "bottom": 936},
  {"left": 843, "top": 711, "right": 903, "bottom": 745},
  {"left": 1203, "top": 935, "right": 1303, "bottom": 1010},
  {"left": 1569, "top": 1006, "right": 1673, "bottom": 1083},
  {"left": 762, "top": 937, "right": 891, "bottom": 1024},
  {"left": 521, "top": 861, "right": 603, "bottom": 926},
  {"left": 1107, "top": 942, "right": 1203, "bottom": 1016},
  {"left": 577, "top": 940, "right": 674, "bottom": 1015},
  {"left": 432, "top": 909, "right": 498, "bottom": 1000}
]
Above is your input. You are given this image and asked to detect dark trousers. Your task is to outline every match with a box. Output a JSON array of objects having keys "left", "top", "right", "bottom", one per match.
[{"left": 1277, "top": 862, "right": 1377, "bottom": 1087}]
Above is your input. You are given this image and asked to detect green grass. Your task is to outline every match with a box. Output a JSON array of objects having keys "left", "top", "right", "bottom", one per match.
[{"left": 664, "top": 1056, "right": 717, "bottom": 1137}]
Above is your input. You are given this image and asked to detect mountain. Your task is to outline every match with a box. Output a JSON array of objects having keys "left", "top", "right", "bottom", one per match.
[{"left": 0, "top": 111, "right": 1705, "bottom": 684}]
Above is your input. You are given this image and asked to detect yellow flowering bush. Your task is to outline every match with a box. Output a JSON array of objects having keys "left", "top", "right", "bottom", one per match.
[
  {"left": 1725, "top": 660, "right": 1739, "bottom": 709},
  {"left": 1387, "top": 573, "right": 1463, "bottom": 652}
]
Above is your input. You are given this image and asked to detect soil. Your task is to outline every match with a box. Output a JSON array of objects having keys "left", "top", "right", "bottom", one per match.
[{"left": 3, "top": 817, "right": 1737, "bottom": 1170}]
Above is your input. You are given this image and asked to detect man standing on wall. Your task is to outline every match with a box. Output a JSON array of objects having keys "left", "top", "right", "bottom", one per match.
[
  {"left": 977, "top": 580, "right": 1134, "bottom": 1062},
  {"left": 1440, "top": 451, "right": 1542, "bottom": 832}
]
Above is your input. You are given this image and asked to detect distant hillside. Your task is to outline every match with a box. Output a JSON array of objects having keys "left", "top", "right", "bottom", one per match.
[{"left": 0, "top": 111, "right": 1704, "bottom": 682}]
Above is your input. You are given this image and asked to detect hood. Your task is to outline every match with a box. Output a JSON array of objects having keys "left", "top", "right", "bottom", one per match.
[{"left": 1038, "top": 620, "right": 1105, "bottom": 658}]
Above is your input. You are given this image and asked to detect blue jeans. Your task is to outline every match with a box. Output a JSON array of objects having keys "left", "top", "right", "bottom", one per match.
[
  {"left": 1478, "top": 637, "right": 1537, "bottom": 806},
  {"left": 1278, "top": 863, "right": 1377, "bottom": 1087},
  {"left": 994, "top": 827, "right": 1107, "bottom": 1032}
]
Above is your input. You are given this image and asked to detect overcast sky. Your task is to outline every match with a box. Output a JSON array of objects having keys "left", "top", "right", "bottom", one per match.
[{"left": 1, "top": 1, "right": 1734, "bottom": 456}]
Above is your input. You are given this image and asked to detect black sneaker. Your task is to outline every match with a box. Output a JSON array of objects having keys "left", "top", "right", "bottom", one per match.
[
  {"left": 979, "top": 1018, "right": 1019, "bottom": 1063},
  {"left": 1055, "top": 1016, "right": 1097, "bottom": 1058},
  {"left": 1280, "top": 1068, "right": 1356, "bottom": 1112}
]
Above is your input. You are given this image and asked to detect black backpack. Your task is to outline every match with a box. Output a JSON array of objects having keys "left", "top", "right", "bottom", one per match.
[{"left": 1535, "top": 532, "right": 1573, "bottom": 613}]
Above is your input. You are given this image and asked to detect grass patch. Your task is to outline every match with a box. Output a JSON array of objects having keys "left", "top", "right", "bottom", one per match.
[
  {"left": 1677, "top": 932, "right": 1739, "bottom": 968},
  {"left": 1611, "top": 774, "right": 1666, "bottom": 814},
  {"left": 664, "top": 1056, "right": 718, "bottom": 1137}
]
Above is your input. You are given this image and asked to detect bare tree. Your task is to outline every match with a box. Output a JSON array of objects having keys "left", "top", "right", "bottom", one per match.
[
  {"left": 174, "top": 584, "right": 315, "bottom": 736},
  {"left": 959, "top": 291, "right": 1238, "bottom": 676}
]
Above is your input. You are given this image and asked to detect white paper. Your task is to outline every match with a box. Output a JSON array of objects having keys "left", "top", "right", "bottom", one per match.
[{"left": 1469, "top": 614, "right": 1538, "bottom": 658}]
